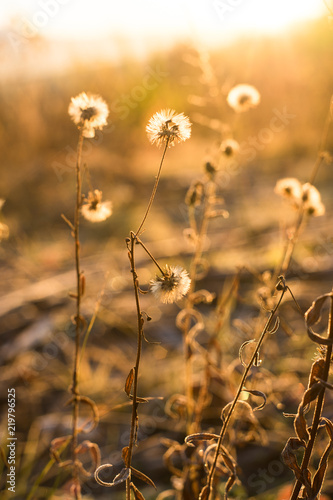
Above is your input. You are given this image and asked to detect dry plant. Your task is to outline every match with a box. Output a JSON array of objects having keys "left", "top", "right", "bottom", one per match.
[
  {"left": 158, "top": 54, "right": 332, "bottom": 499},
  {"left": 18, "top": 53, "right": 332, "bottom": 500},
  {"left": 95, "top": 109, "right": 192, "bottom": 499},
  {"left": 46, "top": 92, "right": 111, "bottom": 499},
  {"left": 282, "top": 291, "right": 333, "bottom": 500}
]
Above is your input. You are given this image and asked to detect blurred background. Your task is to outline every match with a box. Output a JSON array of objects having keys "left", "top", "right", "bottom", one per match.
[{"left": 1, "top": 1, "right": 333, "bottom": 498}]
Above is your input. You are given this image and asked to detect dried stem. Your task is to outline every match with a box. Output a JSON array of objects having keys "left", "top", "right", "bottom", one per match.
[
  {"left": 206, "top": 280, "right": 287, "bottom": 499},
  {"left": 72, "top": 130, "right": 84, "bottom": 499},
  {"left": 136, "top": 236, "right": 164, "bottom": 274},
  {"left": 125, "top": 140, "right": 170, "bottom": 499},
  {"left": 125, "top": 233, "right": 145, "bottom": 500},
  {"left": 289, "top": 294, "right": 333, "bottom": 500},
  {"left": 135, "top": 139, "right": 169, "bottom": 237}
]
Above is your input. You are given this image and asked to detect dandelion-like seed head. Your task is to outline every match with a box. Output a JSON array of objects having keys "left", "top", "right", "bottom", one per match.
[
  {"left": 150, "top": 265, "right": 191, "bottom": 304},
  {"left": 68, "top": 92, "right": 109, "bottom": 138},
  {"left": 220, "top": 138, "right": 240, "bottom": 157},
  {"left": 274, "top": 178, "right": 302, "bottom": 202},
  {"left": 227, "top": 84, "right": 261, "bottom": 113},
  {"left": 81, "top": 189, "right": 112, "bottom": 222},
  {"left": 146, "top": 109, "right": 191, "bottom": 148},
  {"left": 301, "top": 183, "right": 325, "bottom": 217}
]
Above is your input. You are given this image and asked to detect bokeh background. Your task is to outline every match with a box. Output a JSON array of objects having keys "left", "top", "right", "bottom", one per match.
[{"left": 1, "top": 1, "right": 333, "bottom": 499}]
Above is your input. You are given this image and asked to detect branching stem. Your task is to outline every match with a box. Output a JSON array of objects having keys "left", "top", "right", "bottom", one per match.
[
  {"left": 206, "top": 281, "right": 287, "bottom": 499},
  {"left": 289, "top": 294, "right": 333, "bottom": 500}
]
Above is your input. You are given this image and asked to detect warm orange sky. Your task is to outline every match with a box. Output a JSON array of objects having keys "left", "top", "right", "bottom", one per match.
[{"left": 1, "top": 0, "right": 328, "bottom": 50}]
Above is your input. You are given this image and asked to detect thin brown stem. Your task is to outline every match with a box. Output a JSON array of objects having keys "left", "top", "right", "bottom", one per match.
[
  {"left": 72, "top": 130, "right": 84, "bottom": 499},
  {"left": 135, "top": 236, "right": 164, "bottom": 274},
  {"left": 135, "top": 140, "right": 169, "bottom": 237},
  {"left": 125, "top": 233, "right": 145, "bottom": 500},
  {"left": 289, "top": 294, "right": 333, "bottom": 500},
  {"left": 206, "top": 282, "right": 287, "bottom": 499}
]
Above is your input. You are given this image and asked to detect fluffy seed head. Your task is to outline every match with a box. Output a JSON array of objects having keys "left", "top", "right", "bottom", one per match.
[
  {"left": 68, "top": 92, "right": 109, "bottom": 138},
  {"left": 150, "top": 265, "right": 191, "bottom": 304},
  {"left": 146, "top": 109, "right": 191, "bottom": 147},
  {"left": 227, "top": 84, "right": 261, "bottom": 113},
  {"left": 220, "top": 138, "right": 240, "bottom": 157},
  {"left": 301, "top": 183, "right": 325, "bottom": 217},
  {"left": 274, "top": 178, "right": 302, "bottom": 202},
  {"left": 81, "top": 189, "right": 112, "bottom": 222}
]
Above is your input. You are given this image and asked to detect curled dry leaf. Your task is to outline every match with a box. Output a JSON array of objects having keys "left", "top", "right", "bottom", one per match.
[
  {"left": 165, "top": 393, "right": 187, "bottom": 419},
  {"left": 242, "top": 388, "right": 267, "bottom": 411},
  {"left": 189, "top": 289, "right": 216, "bottom": 305},
  {"left": 185, "top": 432, "right": 220, "bottom": 447},
  {"left": 221, "top": 399, "right": 254, "bottom": 423},
  {"left": 176, "top": 308, "right": 204, "bottom": 336},
  {"left": 75, "top": 440, "right": 101, "bottom": 477},
  {"left": 267, "top": 316, "right": 280, "bottom": 334},
  {"left": 311, "top": 418, "right": 333, "bottom": 497},
  {"left": 282, "top": 437, "right": 306, "bottom": 480},
  {"left": 309, "top": 359, "right": 326, "bottom": 387},
  {"left": 294, "top": 382, "right": 324, "bottom": 443},
  {"left": 50, "top": 435, "right": 72, "bottom": 465},
  {"left": 305, "top": 293, "right": 333, "bottom": 346},
  {"left": 65, "top": 395, "right": 99, "bottom": 434},
  {"left": 94, "top": 464, "right": 131, "bottom": 487},
  {"left": 239, "top": 339, "right": 259, "bottom": 367}
]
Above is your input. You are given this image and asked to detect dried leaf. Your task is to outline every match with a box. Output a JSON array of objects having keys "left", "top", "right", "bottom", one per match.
[
  {"left": 176, "top": 308, "right": 204, "bottom": 335},
  {"left": 131, "top": 467, "right": 156, "bottom": 489},
  {"left": 294, "top": 383, "right": 323, "bottom": 442},
  {"left": 190, "top": 289, "right": 216, "bottom": 305},
  {"left": 185, "top": 432, "right": 220, "bottom": 447},
  {"left": 50, "top": 436, "right": 72, "bottom": 466},
  {"left": 311, "top": 418, "right": 333, "bottom": 497},
  {"left": 221, "top": 400, "right": 253, "bottom": 423},
  {"left": 75, "top": 440, "right": 101, "bottom": 476},
  {"left": 305, "top": 293, "right": 331, "bottom": 325},
  {"left": 94, "top": 465, "right": 130, "bottom": 487},
  {"left": 309, "top": 359, "right": 326, "bottom": 387},
  {"left": 305, "top": 293, "right": 333, "bottom": 345},
  {"left": 239, "top": 339, "right": 257, "bottom": 367},
  {"left": 165, "top": 394, "right": 187, "bottom": 419},
  {"left": 281, "top": 437, "right": 305, "bottom": 479},
  {"left": 122, "top": 446, "right": 129, "bottom": 466},
  {"left": 267, "top": 316, "right": 280, "bottom": 334},
  {"left": 125, "top": 368, "right": 135, "bottom": 397},
  {"left": 242, "top": 389, "right": 267, "bottom": 411}
]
